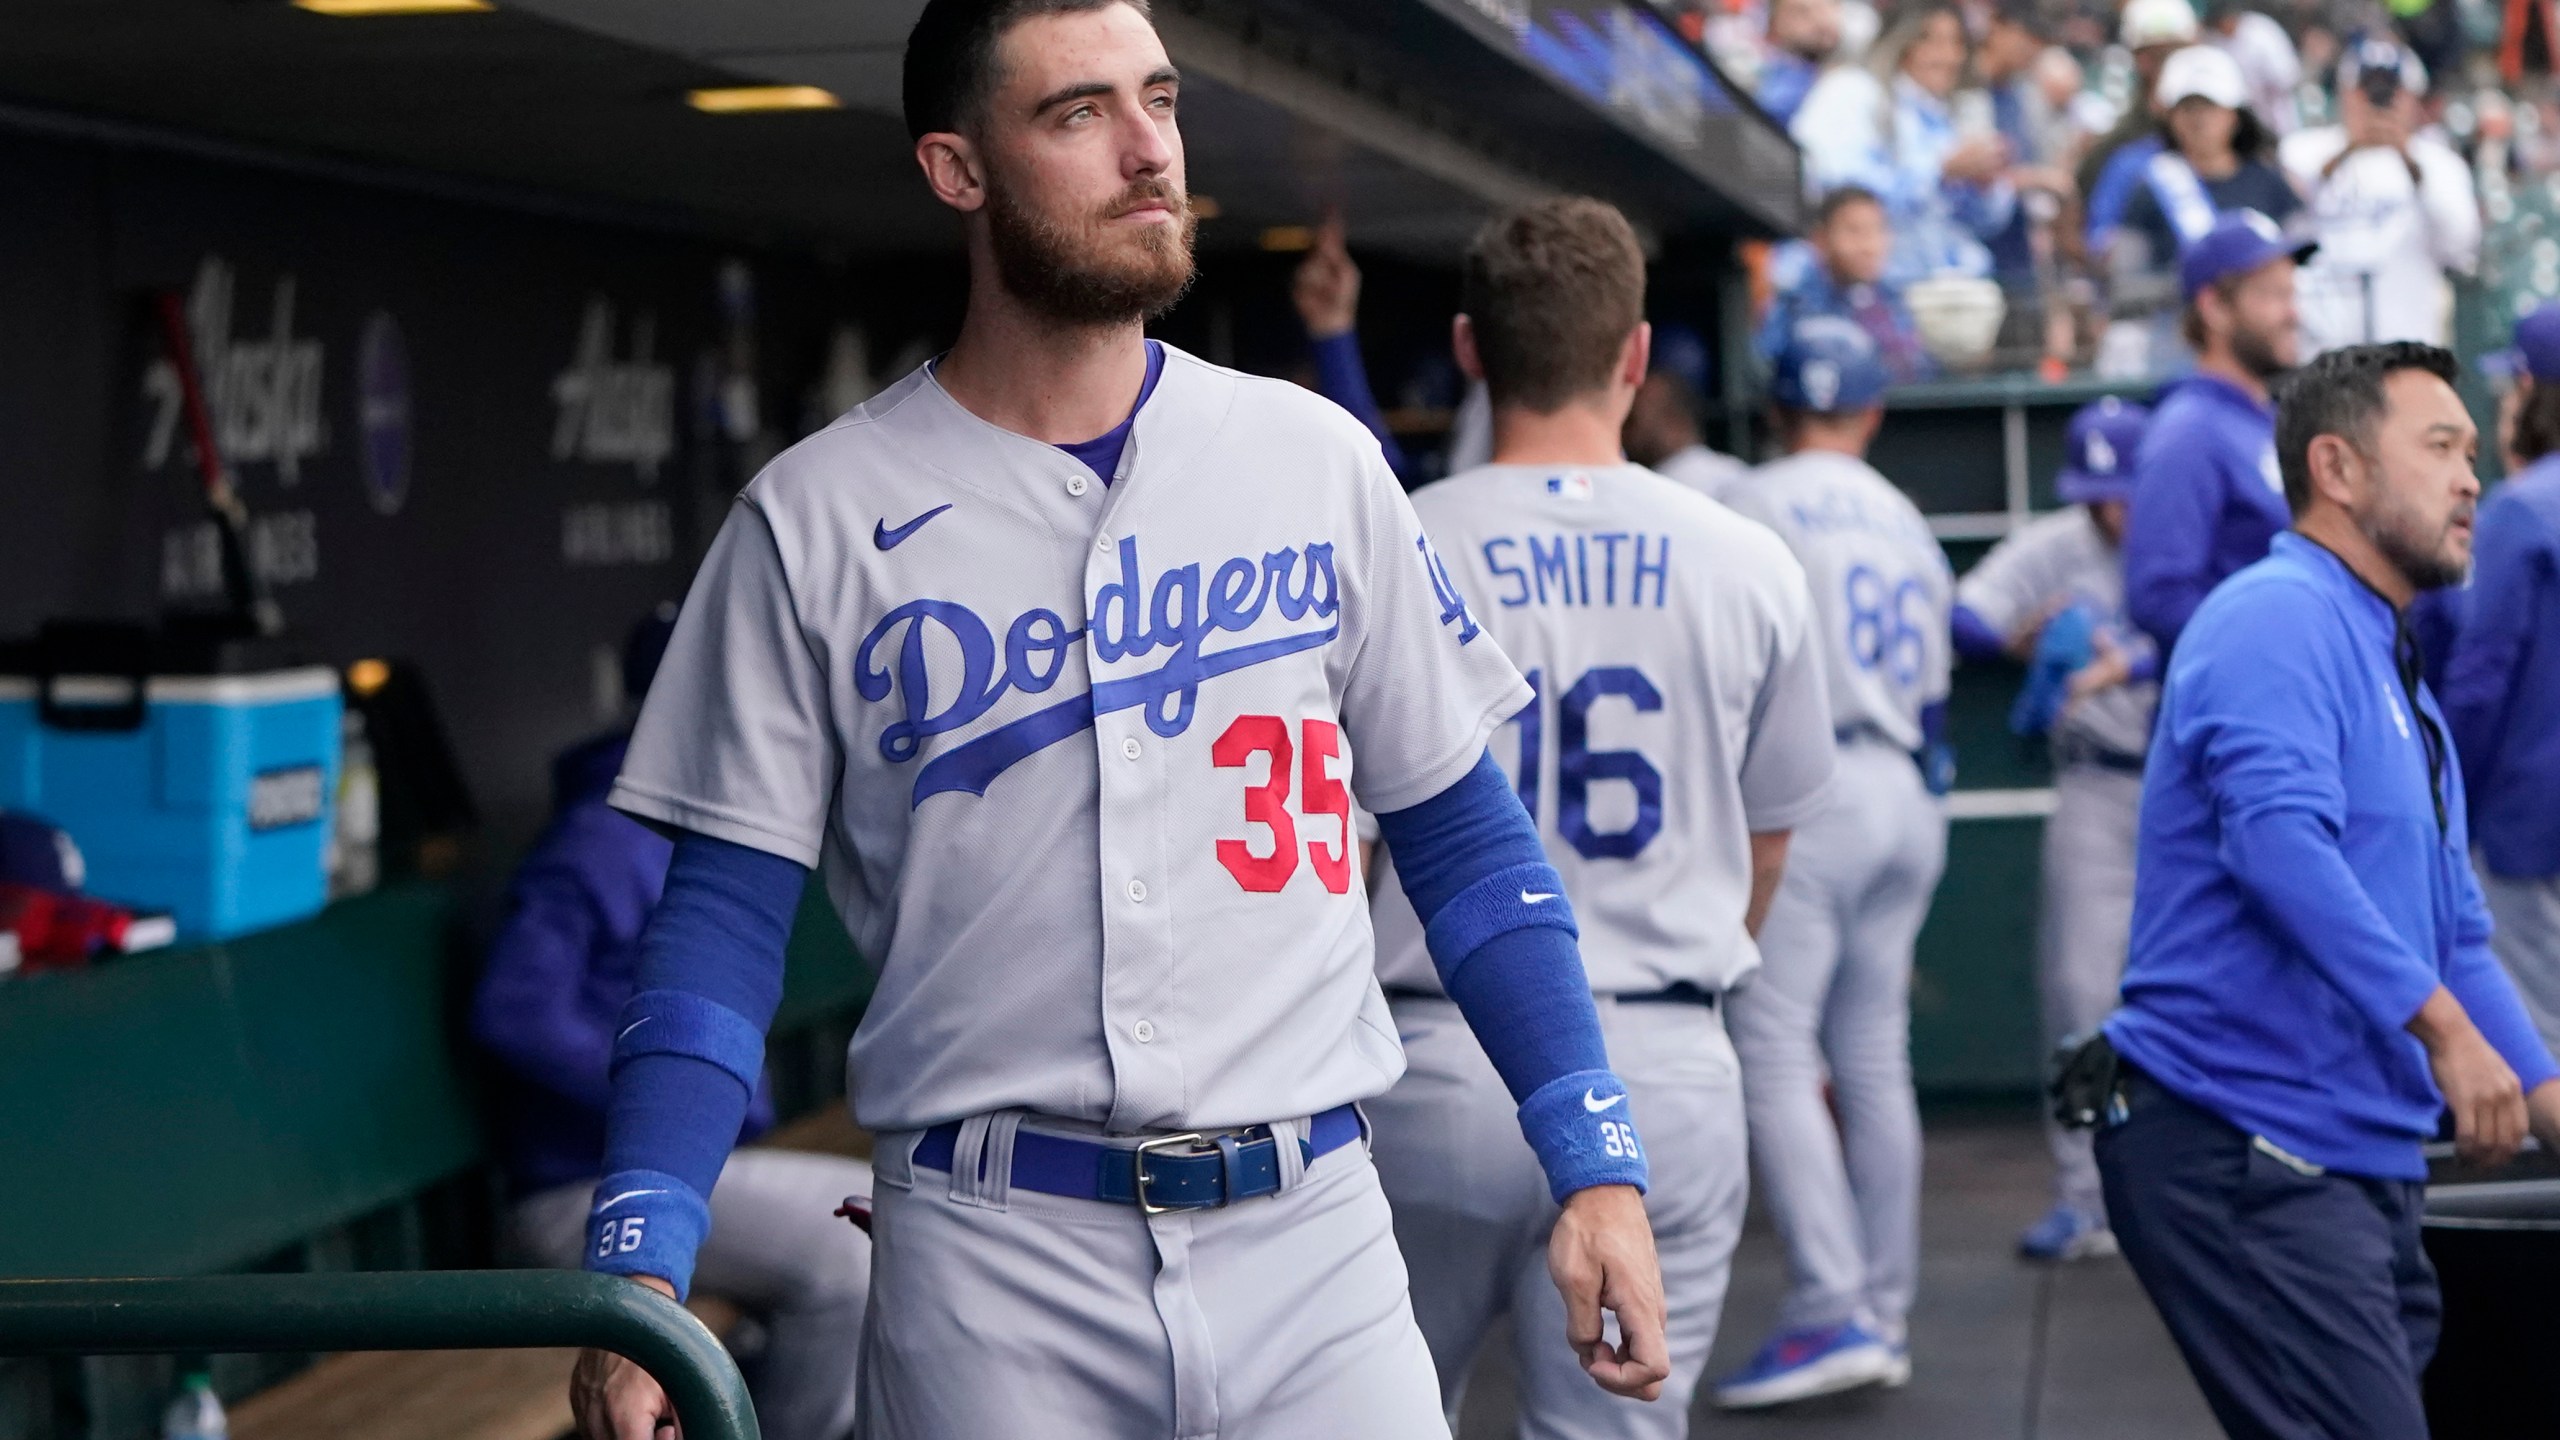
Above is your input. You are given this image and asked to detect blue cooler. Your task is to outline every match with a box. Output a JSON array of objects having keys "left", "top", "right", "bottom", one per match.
[{"left": 0, "top": 626, "right": 341, "bottom": 941}]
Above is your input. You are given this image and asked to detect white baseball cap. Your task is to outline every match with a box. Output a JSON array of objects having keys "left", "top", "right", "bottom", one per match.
[
  {"left": 2120, "top": 0, "right": 2200, "bottom": 50},
  {"left": 2156, "top": 44, "right": 2247, "bottom": 109}
]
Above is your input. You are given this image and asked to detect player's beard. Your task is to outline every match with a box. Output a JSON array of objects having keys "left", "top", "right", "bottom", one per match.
[
  {"left": 987, "top": 174, "right": 1197, "bottom": 327},
  {"left": 2361, "top": 477, "right": 2473, "bottom": 592},
  {"left": 2229, "top": 315, "right": 2293, "bottom": 385}
]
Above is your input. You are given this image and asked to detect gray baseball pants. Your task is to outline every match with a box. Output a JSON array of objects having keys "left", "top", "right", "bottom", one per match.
[
  {"left": 1368, "top": 993, "right": 1749, "bottom": 1438},
  {"left": 1725, "top": 741, "right": 1946, "bottom": 1336}
]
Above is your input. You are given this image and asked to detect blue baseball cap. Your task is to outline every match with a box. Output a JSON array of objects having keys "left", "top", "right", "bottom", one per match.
[
  {"left": 0, "top": 811, "right": 83, "bottom": 894},
  {"left": 2055, "top": 397, "right": 2150, "bottom": 504},
  {"left": 1770, "top": 315, "right": 1891, "bottom": 413},
  {"left": 2180, "top": 209, "right": 2316, "bottom": 303},
  {"left": 2485, "top": 300, "right": 2560, "bottom": 385}
]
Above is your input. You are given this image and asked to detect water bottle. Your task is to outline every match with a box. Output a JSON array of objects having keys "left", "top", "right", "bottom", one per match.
[{"left": 162, "top": 1372, "right": 227, "bottom": 1440}]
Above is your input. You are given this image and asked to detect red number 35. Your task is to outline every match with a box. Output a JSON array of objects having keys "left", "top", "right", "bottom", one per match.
[{"left": 1212, "top": 715, "right": 1353, "bottom": 894}]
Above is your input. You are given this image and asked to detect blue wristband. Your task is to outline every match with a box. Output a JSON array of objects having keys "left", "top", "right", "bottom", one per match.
[
  {"left": 1517, "top": 1068, "right": 1649, "bottom": 1203},
  {"left": 584, "top": 1168, "right": 714, "bottom": 1301}
]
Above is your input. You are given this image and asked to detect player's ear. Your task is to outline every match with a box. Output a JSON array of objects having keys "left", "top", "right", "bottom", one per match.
[
  {"left": 1452, "top": 315, "right": 1484, "bottom": 383},
  {"left": 1619, "top": 323, "right": 1652, "bottom": 392},
  {"left": 915, "top": 131, "right": 988, "bottom": 213}
]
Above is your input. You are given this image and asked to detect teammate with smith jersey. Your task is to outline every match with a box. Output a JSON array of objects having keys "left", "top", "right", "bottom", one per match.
[
  {"left": 1367, "top": 199, "right": 1837, "bottom": 1437},
  {"left": 563, "top": 3, "right": 1669, "bottom": 1437}
]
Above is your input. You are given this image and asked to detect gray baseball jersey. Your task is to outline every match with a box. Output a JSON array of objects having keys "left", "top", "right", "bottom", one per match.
[
  {"left": 1369, "top": 463, "right": 1835, "bottom": 996},
  {"left": 1719, "top": 451, "right": 1953, "bottom": 754},
  {"left": 612, "top": 345, "right": 1531, "bottom": 1136},
  {"left": 1651, "top": 444, "right": 1751, "bottom": 502},
  {"left": 1954, "top": 507, "right": 2158, "bottom": 758}
]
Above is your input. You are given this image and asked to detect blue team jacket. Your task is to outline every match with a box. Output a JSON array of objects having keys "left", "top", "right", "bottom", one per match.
[
  {"left": 2123, "top": 373, "right": 2287, "bottom": 652},
  {"left": 470, "top": 733, "right": 774, "bottom": 1196},
  {"left": 2446, "top": 454, "right": 2560, "bottom": 880},
  {"left": 2107, "top": 535, "right": 2558, "bottom": 1179}
]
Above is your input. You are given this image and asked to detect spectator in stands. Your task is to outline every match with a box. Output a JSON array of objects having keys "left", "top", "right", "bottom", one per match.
[
  {"left": 1757, "top": 186, "right": 1938, "bottom": 384},
  {"left": 2080, "top": 0, "right": 2204, "bottom": 254},
  {"left": 2122, "top": 211, "right": 2310, "bottom": 653},
  {"left": 2446, "top": 302, "right": 2560, "bottom": 1059},
  {"left": 1978, "top": 0, "right": 2067, "bottom": 278},
  {"left": 1624, "top": 321, "right": 1751, "bottom": 493},
  {"left": 2281, "top": 37, "right": 2480, "bottom": 352},
  {"left": 1289, "top": 211, "right": 1412, "bottom": 480},
  {"left": 472, "top": 607, "right": 871, "bottom": 1440},
  {"left": 1760, "top": 0, "right": 1845, "bottom": 127},
  {"left": 2205, "top": 0, "right": 2303, "bottom": 136},
  {"left": 2032, "top": 45, "right": 2114, "bottom": 172},
  {"left": 1792, "top": 2, "right": 2017, "bottom": 281},
  {"left": 2107, "top": 46, "right": 2300, "bottom": 292}
]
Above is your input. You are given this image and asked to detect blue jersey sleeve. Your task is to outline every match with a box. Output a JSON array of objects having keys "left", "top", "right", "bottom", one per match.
[
  {"left": 2124, "top": 432, "right": 2225, "bottom": 651},
  {"left": 2443, "top": 495, "right": 2553, "bottom": 795}
]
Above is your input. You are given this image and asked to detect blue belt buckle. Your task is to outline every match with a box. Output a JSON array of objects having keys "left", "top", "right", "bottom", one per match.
[{"left": 1132, "top": 1131, "right": 1209, "bottom": 1215}]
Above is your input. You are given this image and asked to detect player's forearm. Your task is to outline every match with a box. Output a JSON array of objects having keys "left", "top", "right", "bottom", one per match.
[
  {"left": 1376, "top": 751, "right": 1648, "bottom": 1200},
  {"left": 586, "top": 831, "right": 804, "bottom": 1298}
]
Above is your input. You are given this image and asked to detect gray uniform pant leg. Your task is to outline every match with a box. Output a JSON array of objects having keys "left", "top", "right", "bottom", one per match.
[
  {"left": 2479, "top": 865, "right": 2560, "bottom": 1063},
  {"left": 1372, "top": 996, "right": 1749, "bottom": 1439},
  {"left": 506, "top": 1149, "right": 875, "bottom": 1440},
  {"left": 2037, "top": 764, "right": 2141, "bottom": 1217},
  {"left": 1727, "top": 745, "right": 1946, "bottom": 1335},
  {"left": 854, "top": 1122, "right": 1447, "bottom": 1440}
]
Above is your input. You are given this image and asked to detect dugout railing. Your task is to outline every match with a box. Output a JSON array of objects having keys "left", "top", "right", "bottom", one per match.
[{"left": 0, "top": 1270, "right": 758, "bottom": 1440}]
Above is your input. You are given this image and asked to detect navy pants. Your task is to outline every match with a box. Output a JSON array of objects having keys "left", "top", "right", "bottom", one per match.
[{"left": 2094, "top": 1069, "right": 2440, "bottom": 1439}]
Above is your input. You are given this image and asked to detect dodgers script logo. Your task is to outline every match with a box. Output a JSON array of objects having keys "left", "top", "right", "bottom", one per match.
[{"left": 858, "top": 535, "right": 1341, "bottom": 805}]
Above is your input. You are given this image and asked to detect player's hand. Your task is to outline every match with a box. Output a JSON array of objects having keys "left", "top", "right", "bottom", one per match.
[
  {"left": 2064, "top": 631, "right": 2131, "bottom": 703},
  {"left": 1547, "top": 1184, "right": 1670, "bottom": 1401},
  {"left": 2411, "top": 988, "right": 2527, "bottom": 1167},
  {"left": 570, "top": 1275, "right": 681, "bottom": 1440},
  {"left": 1291, "top": 211, "right": 1361, "bottom": 340},
  {"left": 2526, "top": 1078, "right": 2560, "bottom": 1160},
  {"left": 1941, "top": 134, "right": 2010, "bottom": 184}
]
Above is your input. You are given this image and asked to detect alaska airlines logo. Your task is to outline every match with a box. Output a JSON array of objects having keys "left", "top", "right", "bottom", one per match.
[{"left": 857, "top": 536, "right": 1341, "bottom": 806}]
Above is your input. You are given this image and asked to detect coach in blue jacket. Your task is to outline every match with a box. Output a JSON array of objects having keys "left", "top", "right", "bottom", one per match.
[
  {"left": 2447, "top": 301, "right": 2560, "bottom": 1060},
  {"left": 2120, "top": 210, "right": 2311, "bottom": 654},
  {"left": 2098, "top": 342, "right": 2560, "bottom": 1439}
]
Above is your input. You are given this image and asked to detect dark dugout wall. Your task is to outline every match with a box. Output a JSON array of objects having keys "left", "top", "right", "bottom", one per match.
[{"left": 0, "top": 122, "right": 968, "bottom": 844}]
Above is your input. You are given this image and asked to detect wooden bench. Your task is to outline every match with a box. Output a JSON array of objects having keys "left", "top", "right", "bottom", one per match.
[{"left": 230, "top": 1114, "right": 870, "bottom": 1440}]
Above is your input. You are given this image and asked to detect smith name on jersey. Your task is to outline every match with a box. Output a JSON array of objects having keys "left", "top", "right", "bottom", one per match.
[{"left": 612, "top": 345, "right": 1530, "bottom": 1140}]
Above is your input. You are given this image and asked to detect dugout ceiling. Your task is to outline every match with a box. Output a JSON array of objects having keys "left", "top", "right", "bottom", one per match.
[{"left": 0, "top": 0, "right": 1797, "bottom": 256}]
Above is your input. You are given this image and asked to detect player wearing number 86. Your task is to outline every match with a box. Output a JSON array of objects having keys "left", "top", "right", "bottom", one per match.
[
  {"left": 1367, "top": 198, "right": 1838, "bottom": 1437},
  {"left": 1712, "top": 316, "right": 1953, "bottom": 1409}
]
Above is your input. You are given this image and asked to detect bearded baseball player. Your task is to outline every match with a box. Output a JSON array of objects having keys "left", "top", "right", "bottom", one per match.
[
  {"left": 563, "top": 2, "right": 1669, "bottom": 1436},
  {"left": 1365, "top": 199, "right": 1837, "bottom": 1436},
  {"left": 1712, "top": 318, "right": 1952, "bottom": 1408}
]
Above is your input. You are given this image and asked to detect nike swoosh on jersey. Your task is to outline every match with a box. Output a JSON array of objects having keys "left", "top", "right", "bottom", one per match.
[
  {"left": 1584, "top": 1090, "right": 1627, "bottom": 1113},
  {"left": 596, "top": 1188, "right": 668, "bottom": 1213},
  {"left": 1522, "top": 890, "right": 1558, "bottom": 903},
  {"left": 873, "top": 504, "right": 954, "bottom": 550}
]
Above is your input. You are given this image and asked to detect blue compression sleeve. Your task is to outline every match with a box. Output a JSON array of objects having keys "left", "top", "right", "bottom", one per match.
[
  {"left": 590, "top": 831, "right": 805, "bottom": 1296},
  {"left": 1949, "top": 604, "right": 2008, "bottom": 665},
  {"left": 1377, "top": 751, "right": 1646, "bottom": 1199},
  {"left": 1308, "top": 330, "right": 1411, "bottom": 481}
]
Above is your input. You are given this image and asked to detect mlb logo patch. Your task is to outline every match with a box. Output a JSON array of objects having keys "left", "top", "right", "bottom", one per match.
[{"left": 1546, "top": 471, "right": 1594, "bottom": 501}]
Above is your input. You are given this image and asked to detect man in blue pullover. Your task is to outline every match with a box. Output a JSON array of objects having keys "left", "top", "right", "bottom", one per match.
[
  {"left": 2448, "top": 300, "right": 2560, "bottom": 1058},
  {"left": 2097, "top": 341, "right": 2560, "bottom": 1440},
  {"left": 2122, "top": 209, "right": 2311, "bottom": 654},
  {"left": 473, "top": 609, "right": 872, "bottom": 1440}
]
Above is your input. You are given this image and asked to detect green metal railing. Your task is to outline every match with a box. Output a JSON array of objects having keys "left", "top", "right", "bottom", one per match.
[{"left": 0, "top": 1270, "right": 759, "bottom": 1440}]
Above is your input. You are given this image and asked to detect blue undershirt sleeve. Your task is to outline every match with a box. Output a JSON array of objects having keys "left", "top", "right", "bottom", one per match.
[
  {"left": 1949, "top": 603, "right": 2008, "bottom": 665},
  {"left": 1376, "top": 750, "right": 1647, "bottom": 1200},
  {"left": 588, "top": 830, "right": 805, "bottom": 1297},
  {"left": 1307, "top": 330, "right": 1410, "bottom": 482}
]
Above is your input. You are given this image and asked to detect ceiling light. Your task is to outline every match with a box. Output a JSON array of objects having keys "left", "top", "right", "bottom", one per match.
[
  {"left": 1260, "top": 226, "right": 1315, "bottom": 252},
  {"left": 293, "top": 0, "right": 493, "bottom": 15},
  {"left": 688, "top": 86, "right": 842, "bottom": 114},
  {"left": 1189, "top": 195, "right": 1222, "bottom": 220}
]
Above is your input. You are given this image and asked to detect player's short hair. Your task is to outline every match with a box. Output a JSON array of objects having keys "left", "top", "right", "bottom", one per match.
[
  {"left": 2272, "top": 341, "right": 2460, "bottom": 516},
  {"left": 2515, "top": 377, "right": 2560, "bottom": 466},
  {"left": 904, "top": 0, "right": 1151, "bottom": 140},
  {"left": 1813, "top": 185, "right": 1883, "bottom": 230},
  {"left": 1461, "top": 197, "right": 1648, "bottom": 413}
]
